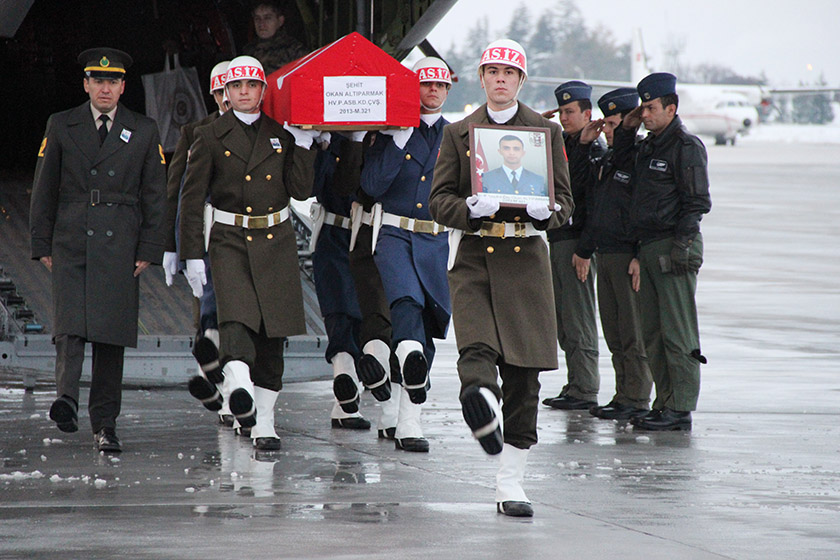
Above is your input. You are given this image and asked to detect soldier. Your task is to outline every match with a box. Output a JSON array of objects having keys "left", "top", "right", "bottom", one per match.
[
  {"left": 309, "top": 132, "right": 372, "bottom": 431},
  {"left": 579, "top": 88, "right": 653, "bottom": 421},
  {"left": 31, "top": 48, "right": 166, "bottom": 452},
  {"left": 360, "top": 57, "right": 453, "bottom": 453},
  {"left": 542, "top": 80, "right": 604, "bottom": 411},
  {"left": 243, "top": 1, "right": 308, "bottom": 75},
  {"left": 429, "top": 39, "right": 573, "bottom": 516},
  {"left": 161, "top": 61, "right": 234, "bottom": 426},
  {"left": 613, "top": 73, "right": 711, "bottom": 431},
  {"left": 179, "top": 55, "right": 319, "bottom": 449}
]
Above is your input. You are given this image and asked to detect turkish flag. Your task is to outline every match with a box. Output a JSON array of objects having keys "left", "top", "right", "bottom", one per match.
[{"left": 475, "top": 137, "right": 488, "bottom": 190}]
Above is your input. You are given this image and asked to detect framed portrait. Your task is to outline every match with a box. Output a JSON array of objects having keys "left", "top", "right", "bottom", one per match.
[{"left": 469, "top": 123, "right": 554, "bottom": 208}]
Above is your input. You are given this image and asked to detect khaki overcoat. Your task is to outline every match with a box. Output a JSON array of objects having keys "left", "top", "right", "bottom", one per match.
[
  {"left": 429, "top": 103, "right": 573, "bottom": 369},
  {"left": 179, "top": 111, "right": 315, "bottom": 338},
  {"left": 30, "top": 102, "right": 166, "bottom": 348}
]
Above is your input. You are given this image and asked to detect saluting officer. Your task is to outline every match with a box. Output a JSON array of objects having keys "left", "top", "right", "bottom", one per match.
[
  {"left": 429, "top": 39, "right": 573, "bottom": 516},
  {"left": 360, "top": 57, "right": 453, "bottom": 453},
  {"left": 542, "top": 80, "right": 604, "bottom": 412},
  {"left": 31, "top": 48, "right": 166, "bottom": 452},
  {"left": 179, "top": 55, "right": 319, "bottom": 449},
  {"left": 613, "top": 73, "right": 711, "bottom": 431},
  {"left": 579, "top": 88, "right": 653, "bottom": 421},
  {"left": 162, "top": 61, "right": 233, "bottom": 426}
]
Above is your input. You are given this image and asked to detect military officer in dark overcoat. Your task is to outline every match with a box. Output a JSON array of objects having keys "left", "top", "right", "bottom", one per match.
[
  {"left": 179, "top": 56, "right": 318, "bottom": 449},
  {"left": 613, "top": 73, "right": 711, "bottom": 431},
  {"left": 360, "top": 57, "right": 453, "bottom": 453},
  {"left": 429, "top": 40, "right": 573, "bottom": 516},
  {"left": 30, "top": 48, "right": 166, "bottom": 452}
]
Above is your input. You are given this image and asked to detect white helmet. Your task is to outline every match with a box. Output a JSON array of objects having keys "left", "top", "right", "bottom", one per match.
[
  {"left": 479, "top": 39, "right": 527, "bottom": 76},
  {"left": 209, "top": 61, "right": 230, "bottom": 93},
  {"left": 225, "top": 55, "right": 266, "bottom": 85},
  {"left": 412, "top": 56, "right": 452, "bottom": 86}
]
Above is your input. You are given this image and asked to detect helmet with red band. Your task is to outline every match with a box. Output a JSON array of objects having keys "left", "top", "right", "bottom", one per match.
[
  {"left": 479, "top": 39, "right": 527, "bottom": 76},
  {"left": 225, "top": 56, "right": 266, "bottom": 85},
  {"left": 412, "top": 57, "right": 452, "bottom": 86},
  {"left": 209, "top": 61, "right": 230, "bottom": 93}
]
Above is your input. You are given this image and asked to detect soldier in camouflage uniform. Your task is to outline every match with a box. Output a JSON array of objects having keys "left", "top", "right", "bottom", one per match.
[{"left": 242, "top": 1, "right": 308, "bottom": 75}]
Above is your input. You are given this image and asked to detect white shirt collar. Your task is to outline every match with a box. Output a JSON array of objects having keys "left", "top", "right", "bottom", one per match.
[
  {"left": 420, "top": 113, "right": 442, "bottom": 126},
  {"left": 502, "top": 165, "right": 521, "bottom": 181},
  {"left": 487, "top": 102, "right": 518, "bottom": 124},
  {"left": 233, "top": 110, "right": 260, "bottom": 125},
  {"left": 90, "top": 104, "right": 117, "bottom": 124}
]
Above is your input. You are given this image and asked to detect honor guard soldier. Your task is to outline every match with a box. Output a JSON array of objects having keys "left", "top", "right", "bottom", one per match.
[
  {"left": 579, "top": 88, "right": 653, "bottom": 420},
  {"left": 613, "top": 72, "right": 711, "bottom": 431},
  {"left": 162, "top": 61, "right": 234, "bottom": 426},
  {"left": 542, "top": 80, "right": 604, "bottom": 412},
  {"left": 309, "top": 132, "right": 372, "bottom": 431},
  {"left": 31, "top": 48, "right": 166, "bottom": 452},
  {"left": 359, "top": 57, "right": 453, "bottom": 453},
  {"left": 429, "top": 40, "right": 573, "bottom": 516},
  {"left": 179, "top": 55, "right": 319, "bottom": 449}
]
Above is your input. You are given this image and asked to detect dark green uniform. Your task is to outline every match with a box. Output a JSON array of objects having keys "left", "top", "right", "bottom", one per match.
[
  {"left": 614, "top": 115, "right": 711, "bottom": 412},
  {"left": 243, "top": 28, "right": 308, "bottom": 75}
]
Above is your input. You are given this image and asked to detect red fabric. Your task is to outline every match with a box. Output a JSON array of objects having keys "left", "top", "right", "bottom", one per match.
[
  {"left": 475, "top": 137, "right": 488, "bottom": 190},
  {"left": 263, "top": 32, "right": 419, "bottom": 128}
]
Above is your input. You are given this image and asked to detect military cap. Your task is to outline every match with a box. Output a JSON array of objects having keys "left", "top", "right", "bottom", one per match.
[
  {"left": 637, "top": 72, "right": 677, "bottom": 102},
  {"left": 77, "top": 48, "right": 133, "bottom": 79},
  {"left": 554, "top": 80, "right": 591, "bottom": 107},
  {"left": 598, "top": 87, "right": 638, "bottom": 117}
]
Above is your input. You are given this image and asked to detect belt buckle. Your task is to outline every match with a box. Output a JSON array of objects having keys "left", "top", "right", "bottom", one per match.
[
  {"left": 514, "top": 222, "right": 526, "bottom": 237},
  {"left": 249, "top": 215, "right": 269, "bottom": 229},
  {"left": 399, "top": 216, "right": 411, "bottom": 230},
  {"left": 414, "top": 220, "right": 434, "bottom": 234},
  {"left": 90, "top": 190, "right": 100, "bottom": 206},
  {"left": 480, "top": 222, "right": 504, "bottom": 238}
]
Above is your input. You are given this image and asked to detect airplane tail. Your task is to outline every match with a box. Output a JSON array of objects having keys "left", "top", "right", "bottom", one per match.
[{"left": 631, "top": 28, "right": 650, "bottom": 83}]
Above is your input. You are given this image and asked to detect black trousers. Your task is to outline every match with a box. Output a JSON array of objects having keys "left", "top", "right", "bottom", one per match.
[
  {"left": 54, "top": 334, "right": 124, "bottom": 433},
  {"left": 220, "top": 321, "right": 285, "bottom": 391},
  {"left": 457, "top": 343, "right": 541, "bottom": 450}
]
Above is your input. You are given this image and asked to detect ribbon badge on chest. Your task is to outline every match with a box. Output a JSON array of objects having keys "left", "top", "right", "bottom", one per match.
[
  {"left": 270, "top": 137, "right": 282, "bottom": 152},
  {"left": 120, "top": 129, "right": 132, "bottom": 143}
]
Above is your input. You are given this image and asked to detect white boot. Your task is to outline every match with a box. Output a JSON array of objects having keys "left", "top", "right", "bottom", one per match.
[
  {"left": 332, "top": 352, "right": 360, "bottom": 414},
  {"left": 358, "top": 339, "right": 391, "bottom": 401},
  {"left": 377, "top": 382, "right": 400, "bottom": 439},
  {"left": 394, "top": 385, "right": 428, "bottom": 452},
  {"left": 251, "top": 387, "right": 281, "bottom": 449},
  {"left": 495, "top": 443, "right": 533, "bottom": 517},
  {"left": 396, "top": 340, "right": 427, "bottom": 404},
  {"left": 224, "top": 360, "right": 256, "bottom": 428},
  {"left": 217, "top": 369, "right": 234, "bottom": 427}
]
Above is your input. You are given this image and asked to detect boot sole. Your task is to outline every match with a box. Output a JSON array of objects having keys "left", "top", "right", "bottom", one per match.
[
  {"left": 188, "top": 376, "right": 223, "bottom": 411},
  {"left": 192, "top": 337, "right": 223, "bottom": 383},
  {"left": 229, "top": 388, "right": 256, "bottom": 428},
  {"left": 357, "top": 354, "right": 391, "bottom": 401},
  {"left": 461, "top": 387, "right": 503, "bottom": 455},
  {"left": 49, "top": 399, "right": 78, "bottom": 433},
  {"left": 333, "top": 373, "right": 360, "bottom": 414},
  {"left": 402, "top": 351, "right": 428, "bottom": 404}
]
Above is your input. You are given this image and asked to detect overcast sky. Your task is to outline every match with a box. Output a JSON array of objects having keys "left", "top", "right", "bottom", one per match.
[{"left": 427, "top": 0, "right": 840, "bottom": 86}]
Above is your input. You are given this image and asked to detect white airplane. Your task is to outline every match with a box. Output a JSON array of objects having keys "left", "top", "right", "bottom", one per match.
[{"left": 531, "top": 29, "right": 837, "bottom": 146}]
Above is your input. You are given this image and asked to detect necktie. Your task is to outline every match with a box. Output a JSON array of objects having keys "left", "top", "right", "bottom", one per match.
[
  {"left": 511, "top": 171, "right": 518, "bottom": 189},
  {"left": 98, "top": 115, "right": 110, "bottom": 146}
]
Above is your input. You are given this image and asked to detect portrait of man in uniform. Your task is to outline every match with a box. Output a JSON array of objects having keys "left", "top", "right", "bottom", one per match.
[{"left": 469, "top": 124, "right": 552, "bottom": 207}]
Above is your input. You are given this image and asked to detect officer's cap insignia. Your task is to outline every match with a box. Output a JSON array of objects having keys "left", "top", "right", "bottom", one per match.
[
  {"left": 562, "top": 92, "right": 570, "bottom": 101},
  {"left": 644, "top": 92, "right": 651, "bottom": 100},
  {"left": 608, "top": 102, "right": 616, "bottom": 110},
  {"left": 100, "top": 56, "right": 110, "bottom": 67}
]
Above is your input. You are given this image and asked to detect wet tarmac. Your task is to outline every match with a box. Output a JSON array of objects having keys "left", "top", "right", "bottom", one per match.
[{"left": 1, "top": 141, "right": 839, "bottom": 559}]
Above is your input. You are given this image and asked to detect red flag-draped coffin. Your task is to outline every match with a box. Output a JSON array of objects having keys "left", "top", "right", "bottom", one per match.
[{"left": 263, "top": 32, "right": 419, "bottom": 130}]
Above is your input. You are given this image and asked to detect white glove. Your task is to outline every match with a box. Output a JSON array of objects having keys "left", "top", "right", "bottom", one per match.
[
  {"left": 283, "top": 123, "right": 320, "bottom": 149},
  {"left": 162, "top": 252, "right": 178, "bottom": 286},
  {"left": 349, "top": 130, "right": 367, "bottom": 143},
  {"left": 526, "top": 201, "right": 561, "bottom": 222},
  {"left": 380, "top": 127, "right": 413, "bottom": 150},
  {"left": 184, "top": 259, "right": 207, "bottom": 298},
  {"left": 466, "top": 195, "right": 500, "bottom": 219},
  {"left": 316, "top": 131, "right": 331, "bottom": 147}
]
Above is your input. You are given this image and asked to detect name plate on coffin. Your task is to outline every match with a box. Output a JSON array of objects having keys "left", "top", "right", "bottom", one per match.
[{"left": 323, "top": 76, "right": 387, "bottom": 122}]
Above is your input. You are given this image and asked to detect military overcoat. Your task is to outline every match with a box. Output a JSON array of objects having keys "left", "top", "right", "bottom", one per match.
[
  {"left": 179, "top": 111, "right": 315, "bottom": 338},
  {"left": 429, "top": 103, "right": 573, "bottom": 369},
  {"left": 30, "top": 102, "right": 166, "bottom": 348}
]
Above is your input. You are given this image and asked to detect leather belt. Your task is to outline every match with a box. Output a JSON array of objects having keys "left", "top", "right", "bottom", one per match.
[
  {"left": 323, "top": 211, "right": 351, "bottom": 230},
  {"left": 381, "top": 211, "right": 446, "bottom": 235},
  {"left": 212, "top": 206, "right": 290, "bottom": 229},
  {"left": 60, "top": 190, "right": 138, "bottom": 206},
  {"left": 465, "top": 221, "right": 540, "bottom": 238}
]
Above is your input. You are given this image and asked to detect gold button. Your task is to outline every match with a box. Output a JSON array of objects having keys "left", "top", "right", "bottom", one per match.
[
  {"left": 265, "top": 174, "right": 271, "bottom": 180},
  {"left": 245, "top": 175, "right": 251, "bottom": 181},
  {"left": 267, "top": 233, "right": 274, "bottom": 240},
  {"left": 405, "top": 154, "right": 411, "bottom": 160},
  {"left": 420, "top": 175, "right": 426, "bottom": 182},
  {"left": 466, "top": 150, "right": 470, "bottom": 157},
  {"left": 246, "top": 235, "right": 253, "bottom": 242},
  {"left": 486, "top": 246, "right": 494, "bottom": 254},
  {"left": 416, "top": 203, "right": 423, "bottom": 209},
  {"left": 514, "top": 190, "right": 519, "bottom": 194},
  {"left": 224, "top": 150, "right": 231, "bottom": 157},
  {"left": 514, "top": 246, "right": 521, "bottom": 253},
  {"left": 246, "top": 206, "right": 252, "bottom": 213},
  {"left": 268, "top": 207, "right": 274, "bottom": 211},
  {"left": 514, "top": 216, "right": 521, "bottom": 222},
  {"left": 276, "top": 148, "right": 282, "bottom": 153},
  {"left": 335, "top": 157, "right": 340, "bottom": 162},
  {"left": 489, "top": 213, "right": 496, "bottom": 220}
]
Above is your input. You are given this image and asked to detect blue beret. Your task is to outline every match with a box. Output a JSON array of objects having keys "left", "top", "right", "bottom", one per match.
[
  {"left": 554, "top": 80, "right": 592, "bottom": 107},
  {"left": 598, "top": 88, "right": 638, "bottom": 117},
  {"left": 637, "top": 72, "right": 677, "bottom": 102}
]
